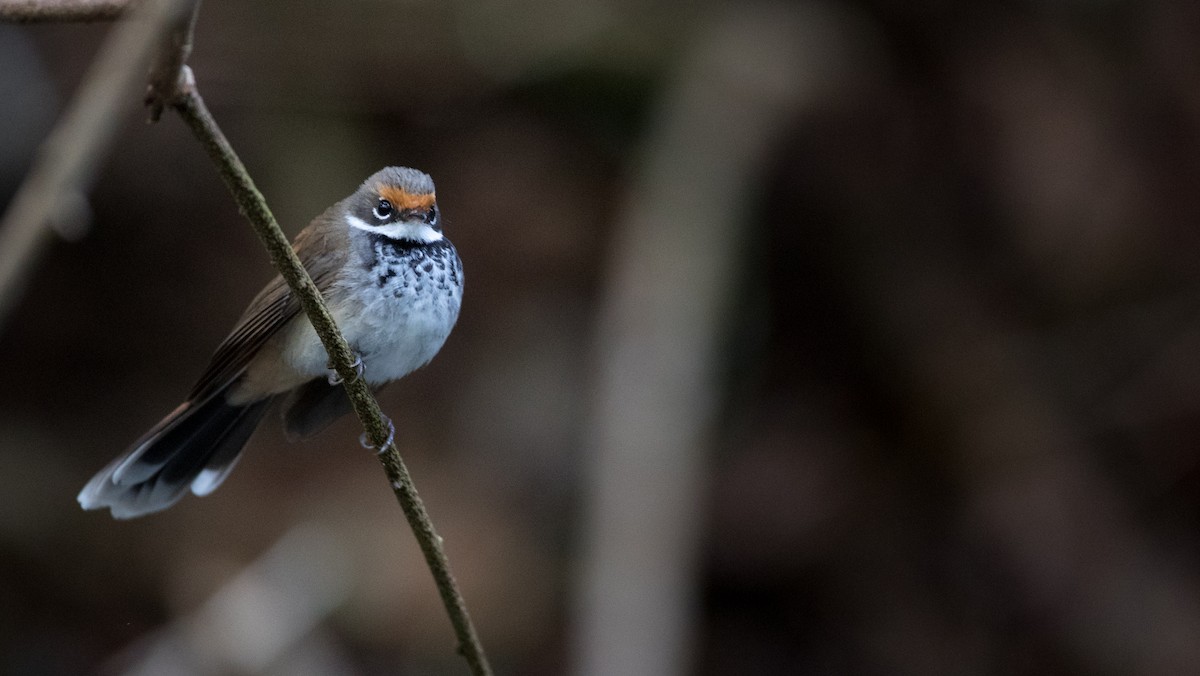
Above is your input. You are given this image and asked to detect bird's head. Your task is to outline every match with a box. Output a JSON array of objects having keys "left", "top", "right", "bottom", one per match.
[{"left": 345, "top": 167, "right": 442, "bottom": 242}]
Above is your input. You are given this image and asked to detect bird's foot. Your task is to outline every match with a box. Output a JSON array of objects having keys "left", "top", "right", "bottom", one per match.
[
  {"left": 360, "top": 415, "right": 395, "bottom": 455},
  {"left": 327, "top": 353, "right": 365, "bottom": 386}
]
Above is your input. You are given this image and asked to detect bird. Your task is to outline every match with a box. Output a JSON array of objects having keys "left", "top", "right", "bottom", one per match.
[{"left": 78, "top": 166, "right": 463, "bottom": 519}]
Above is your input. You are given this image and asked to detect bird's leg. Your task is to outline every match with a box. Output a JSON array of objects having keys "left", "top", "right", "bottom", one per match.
[
  {"left": 360, "top": 415, "right": 395, "bottom": 455},
  {"left": 327, "top": 352, "right": 365, "bottom": 385}
]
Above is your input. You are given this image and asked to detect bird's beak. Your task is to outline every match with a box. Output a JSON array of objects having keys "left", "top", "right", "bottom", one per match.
[{"left": 400, "top": 208, "right": 437, "bottom": 224}]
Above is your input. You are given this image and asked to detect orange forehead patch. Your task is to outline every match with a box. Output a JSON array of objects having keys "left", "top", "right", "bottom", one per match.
[{"left": 378, "top": 184, "right": 435, "bottom": 211}]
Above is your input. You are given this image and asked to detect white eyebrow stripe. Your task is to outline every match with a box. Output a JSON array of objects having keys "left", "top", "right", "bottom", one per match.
[{"left": 345, "top": 214, "right": 444, "bottom": 243}]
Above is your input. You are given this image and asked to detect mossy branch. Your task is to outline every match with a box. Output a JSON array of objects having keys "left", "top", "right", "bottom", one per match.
[{"left": 165, "top": 72, "right": 493, "bottom": 676}]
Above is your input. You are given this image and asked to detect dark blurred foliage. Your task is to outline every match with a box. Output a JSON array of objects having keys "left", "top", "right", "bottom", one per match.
[{"left": 3, "top": 0, "right": 1200, "bottom": 674}]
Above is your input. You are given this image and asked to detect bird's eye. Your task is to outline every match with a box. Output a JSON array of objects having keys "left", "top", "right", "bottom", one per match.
[
  {"left": 373, "top": 199, "right": 393, "bottom": 220},
  {"left": 424, "top": 207, "right": 438, "bottom": 224}
]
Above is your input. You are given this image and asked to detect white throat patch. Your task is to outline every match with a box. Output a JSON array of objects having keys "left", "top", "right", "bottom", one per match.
[{"left": 345, "top": 214, "right": 444, "bottom": 243}]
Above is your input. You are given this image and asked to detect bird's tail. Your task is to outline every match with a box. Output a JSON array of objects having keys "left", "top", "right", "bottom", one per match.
[{"left": 78, "top": 394, "right": 272, "bottom": 519}]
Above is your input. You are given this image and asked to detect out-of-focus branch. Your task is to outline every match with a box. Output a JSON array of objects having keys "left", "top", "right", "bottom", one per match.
[
  {"left": 0, "top": 0, "right": 189, "bottom": 330},
  {"left": 115, "top": 524, "right": 354, "bottom": 675},
  {"left": 569, "top": 4, "right": 856, "bottom": 676},
  {"left": 0, "top": 0, "right": 131, "bottom": 22},
  {"left": 166, "top": 72, "right": 493, "bottom": 676}
]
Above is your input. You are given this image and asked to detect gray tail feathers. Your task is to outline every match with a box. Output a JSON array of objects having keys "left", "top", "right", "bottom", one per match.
[{"left": 78, "top": 395, "right": 272, "bottom": 519}]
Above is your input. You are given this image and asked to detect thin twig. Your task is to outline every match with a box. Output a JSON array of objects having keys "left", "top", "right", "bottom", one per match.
[
  {"left": 168, "top": 72, "right": 493, "bottom": 676},
  {"left": 0, "top": 0, "right": 131, "bottom": 22},
  {"left": 0, "top": 0, "right": 189, "bottom": 329}
]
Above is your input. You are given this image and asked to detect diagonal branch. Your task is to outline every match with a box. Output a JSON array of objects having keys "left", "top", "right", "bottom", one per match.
[{"left": 167, "top": 71, "right": 493, "bottom": 676}]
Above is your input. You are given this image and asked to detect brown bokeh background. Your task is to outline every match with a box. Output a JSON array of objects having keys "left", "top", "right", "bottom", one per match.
[{"left": 4, "top": 1, "right": 1200, "bottom": 674}]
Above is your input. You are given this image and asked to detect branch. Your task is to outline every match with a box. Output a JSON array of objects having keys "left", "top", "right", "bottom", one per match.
[
  {"left": 167, "top": 71, "right": 493, "bottom": 676},
  {"left": 0, "top": 0, "right": 131, "bottom": 22},
  {"left": 0, "top": 0, "right": 190, "bottom": 329}
]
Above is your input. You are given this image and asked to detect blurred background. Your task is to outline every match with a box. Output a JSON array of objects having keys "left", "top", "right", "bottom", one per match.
[{"left": 3, "top": 0, "right": 1200, "bottom": 674}]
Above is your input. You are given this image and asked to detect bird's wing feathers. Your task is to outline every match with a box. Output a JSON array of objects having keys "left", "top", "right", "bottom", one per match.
[
  {"left": 185, "top": 276, "right": 297, "bottom": 402},
  {"left": 186, "top": 217, "right": 350, "bottom": 403}
]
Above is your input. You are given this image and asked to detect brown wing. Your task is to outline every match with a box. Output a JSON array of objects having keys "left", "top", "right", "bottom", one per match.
[{"left": 185, "top": 214, "right": 349, "bottom": 403}]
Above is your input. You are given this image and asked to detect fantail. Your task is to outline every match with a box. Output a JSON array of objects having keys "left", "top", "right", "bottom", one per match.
[{"left": 79, "top": 166, "right": 463, "bottom": 518}]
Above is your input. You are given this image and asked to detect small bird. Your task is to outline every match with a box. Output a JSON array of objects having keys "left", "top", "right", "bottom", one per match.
[{"left": 79, "top": 167, "right": 463, "bottom": 519}]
